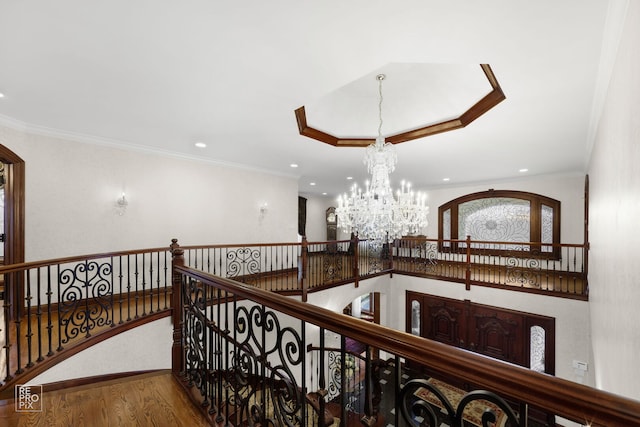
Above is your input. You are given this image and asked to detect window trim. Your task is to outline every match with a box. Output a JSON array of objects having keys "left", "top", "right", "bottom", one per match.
[{"left": 438, "top": 189, "right": 561, "bottom": 259}]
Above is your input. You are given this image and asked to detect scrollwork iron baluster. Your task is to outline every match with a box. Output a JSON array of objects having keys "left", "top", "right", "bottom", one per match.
[
  {"left": 58, "top": 260, "right": 113, "bottom": 344},
  {"left": 400, "top": 378, "right": 520, "bottom": 427}
]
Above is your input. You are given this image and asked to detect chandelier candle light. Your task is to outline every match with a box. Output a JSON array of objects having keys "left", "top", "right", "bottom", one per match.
[{"left": 336, "top": 74, "right": 429, "bottom": 247}]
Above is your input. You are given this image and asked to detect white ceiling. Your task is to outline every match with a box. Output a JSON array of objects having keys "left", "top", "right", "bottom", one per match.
[{"left": 0, "top": 1, "right": 620, "bottom": 198}]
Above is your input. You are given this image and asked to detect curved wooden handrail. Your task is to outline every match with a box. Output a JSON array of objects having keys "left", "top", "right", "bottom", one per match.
[
  {"left": 398, "top": 236, "right": 587, "bottom": 249},
  {"left": 0, "top": 246, "right": 171, "bottom": 274},
  {"left": 175, "top": 264, "right": 639, "bottom": 426},
  {"left": 0, "top": 235, "right": 577, "bottom": 276},
  {"left": 178, "top": 239, "right": 353, "bottom": 250}
]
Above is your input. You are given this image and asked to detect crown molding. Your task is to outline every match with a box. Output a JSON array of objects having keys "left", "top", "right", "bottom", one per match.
[{"left": 0, "top": 114, "right": 297, "bottom": 179}]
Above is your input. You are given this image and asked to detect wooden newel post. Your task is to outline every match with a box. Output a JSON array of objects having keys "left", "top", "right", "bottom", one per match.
[
  {"left": 170, "top": 238, "right": 185, "bottom": 376},
  {"left": 352, "top": 234, "right": 360, "bottom": 288},
  {"left": 465, "top": 235, "right": 471, "bottom": 291},
  {"left": 300, "top": 236, "right": 308, "bottom": 302}
]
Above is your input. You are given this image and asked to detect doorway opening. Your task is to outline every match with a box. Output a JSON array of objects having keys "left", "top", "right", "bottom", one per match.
[{"left": 0, "top": 145, "right": 26, "bottom": 316}]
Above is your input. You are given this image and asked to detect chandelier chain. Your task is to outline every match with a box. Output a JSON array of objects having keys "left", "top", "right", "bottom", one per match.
[
  {"left": 377, "top": 74, "right": 384, "bottom": 139},
  {"left": 336, "top": 73, "right": 429, "bottom": 248}
]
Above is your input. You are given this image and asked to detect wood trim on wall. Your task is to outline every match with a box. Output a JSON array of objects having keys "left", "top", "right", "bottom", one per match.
[
  {"left": 0, "top": 145, "right": 25, "bottom": 265},
  {"left": 0, "top": 144, "right": 26, "bottom": 320},
  {"left": 438, "top": 189, "right": 562, "bottom": 258}
]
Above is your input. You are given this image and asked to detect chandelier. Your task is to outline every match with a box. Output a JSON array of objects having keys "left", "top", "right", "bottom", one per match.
[{"left": 336, "top": 74, "right": 429, "bottom": 247}]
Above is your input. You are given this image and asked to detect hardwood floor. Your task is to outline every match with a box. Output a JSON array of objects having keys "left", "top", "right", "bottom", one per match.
[{"left": 0, "top": 371, "right": 210, "bottom": 427}]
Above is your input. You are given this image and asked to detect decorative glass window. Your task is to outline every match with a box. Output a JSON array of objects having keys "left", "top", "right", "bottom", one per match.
[
  {"left": 530, "top": 325, "right": 546, "bottom": 373},
  {"left": 541, "top": 204, "right": 554, "bottom": 252},
  {"left": 360, "top": 293, "right": 371, "bottom": 314},
  {"left": 442, "top": 208, "right": 451, "bottom": 248},
  {"left": 459, "top": 197, "right": 530, "bottom": 249},
  {"left": 411, "top": 300, "right": 421, "bottom": 336},
  {"left": 438, "top": 190, "right": 560, "bottom": 258}
]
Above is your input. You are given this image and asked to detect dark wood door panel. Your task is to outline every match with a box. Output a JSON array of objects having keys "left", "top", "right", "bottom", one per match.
[
  {"left": 469, "top": 304, "right": 525, "bottom": 365},
  {"left": 405, "top": 291, "right": 554, "bottom": 373},
  {"left": 425, "top": 299, "right": 465, "bottom": 347},
  {"left": 405, "top": 290, "right": 557, "bottom": 426},
  {"left": 471, "top": 314, "right": 521, "bottom": 364}
]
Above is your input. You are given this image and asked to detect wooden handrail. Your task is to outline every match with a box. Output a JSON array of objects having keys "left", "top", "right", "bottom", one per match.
[
  {"left": 398, "top": 236, "right": 587, "bottom": 249},
  {"left": 0, "top": 235, "right": 576, "bottom": 276},
  {"left": 0, "top": 246, "right": 171, "bottom": 274},
  {"left": 178, "top": 239, "right": 351, "bottom": 250},
  {"left": 0, "top": 237, "right": 588, "bottom": 395},
  {"left": 174, "top": 264, "right": 639, "bottom": 426}
]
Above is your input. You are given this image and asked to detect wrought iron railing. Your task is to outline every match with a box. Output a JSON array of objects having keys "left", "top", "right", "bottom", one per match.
[
  {"left": 0, "top": 236, "right": 587, "bottom": 394},
  {"left": 179, "top": 236, "right": 587, "bottom": 299},
  {"left": 393, "top": 236, "right": 588, "bottom": 298},
  {"left": 178, "top": 238, "right": 392, "bottom": 300},
  {"left": 170, "top": 247, "right": 639, "bottom": 427},
  {"left": 0, "top": 247, "right": 173, "bottom": 393}
]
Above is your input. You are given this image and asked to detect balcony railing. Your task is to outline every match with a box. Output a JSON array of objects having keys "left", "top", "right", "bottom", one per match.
[
  {"left": 1, "top": 236, "right": 586, "bottom": 395},
  {"left": 394, "top": 236, "right": 588, "bottom": 298},
  {"left": 177, "top": 238, "right": 393, "bottom": 300},
  {"left": 179, "top": 236, "right": 586, "bottom": 299},
  {"left": 0, "top": 247, "right": 173, "bottom": 394},
  {"left": 170, "top": 245, "right": 638, "bottom": 427}
]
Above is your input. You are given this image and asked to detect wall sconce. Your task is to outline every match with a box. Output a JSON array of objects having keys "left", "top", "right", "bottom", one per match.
[
  {"left": 115, "top": 192, "right": 128, "bottom": 216},
  {"left": 259, "top": 202, "right": 268, "bottom": 218}
]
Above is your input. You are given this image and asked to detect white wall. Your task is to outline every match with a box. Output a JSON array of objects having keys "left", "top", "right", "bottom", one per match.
[
  {"left": 29, "top": 317, "right": 172, "bottom": 385},
  {"left": 587, "top": 1, "right": 640, "bottom": 400},
  {"left": 0, "top": 123, "right": 299, "bottom": 261}
]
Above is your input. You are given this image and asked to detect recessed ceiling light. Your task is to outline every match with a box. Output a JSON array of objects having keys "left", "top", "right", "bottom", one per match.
[
  {"left": 443, "top": 177, "right": 450, "bottom": 182},
  {"left": 290, "top": 163, "right": 298, "bottom": 168},
  {"left": 347, "top": 176, "right": 353, "bottom": 180},
  {"left": 322, "top": 192, "right": 327, "bottom": 195},
  {"left": 519, "top": 168, "right": 528, "bottom": 173},
  {"left": 0, "top": 92, "right": 5, "bottom": 98},
  {"left": 194, "top": 142, "right": 207, "bottom": 148},
  {"left": 309, "top": 182, "right": 316, "bottom": 186}
]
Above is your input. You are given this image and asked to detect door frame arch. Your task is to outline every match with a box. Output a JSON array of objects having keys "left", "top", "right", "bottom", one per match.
[
  {"left": 0, "top": 144, "right": 25, "bottom": 320},
  {"left": 0, "top": 144, "right": 25, "bottom": 266}
]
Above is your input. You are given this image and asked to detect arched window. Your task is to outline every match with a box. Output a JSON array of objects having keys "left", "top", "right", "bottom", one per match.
[{"left": 438, "top": 189, "right": 560, "bottom": 258}]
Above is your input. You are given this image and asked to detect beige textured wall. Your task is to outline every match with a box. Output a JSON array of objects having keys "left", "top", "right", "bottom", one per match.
[
  {"left": 587, "top": 1, "right": 640, "bottom": 400},
  {"left": 0, "top": 123, "right": 299, "bottom": 261}
]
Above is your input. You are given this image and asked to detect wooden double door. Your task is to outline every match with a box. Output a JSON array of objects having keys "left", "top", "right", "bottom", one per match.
[{"left": 406, "top": 291, "right": 555, "bottom": 375}]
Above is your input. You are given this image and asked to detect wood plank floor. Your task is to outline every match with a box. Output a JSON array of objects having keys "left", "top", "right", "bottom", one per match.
[{"left": 0, "top": 371, "right": 210, "bottom": 427}]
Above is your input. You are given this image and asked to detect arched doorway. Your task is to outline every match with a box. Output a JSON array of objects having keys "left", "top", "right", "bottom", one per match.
[{"left": 343, "top": 292, "right": 381, "bottom": 357}]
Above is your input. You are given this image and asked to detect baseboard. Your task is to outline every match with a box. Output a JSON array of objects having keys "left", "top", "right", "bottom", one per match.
[{"left": 40, "top": 369, "right": 170, "bottom": 393}]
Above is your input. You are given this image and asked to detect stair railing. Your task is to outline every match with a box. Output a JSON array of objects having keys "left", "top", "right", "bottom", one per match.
[{"left": 170, "top": 245, "right": 637, "bottom": 427}]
